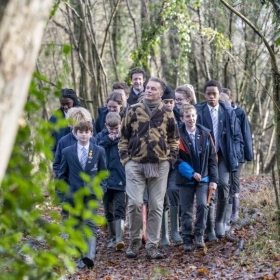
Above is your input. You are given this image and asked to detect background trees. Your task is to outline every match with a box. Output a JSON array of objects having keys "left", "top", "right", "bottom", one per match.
[{"left": 36, "top": 0, "right": 279, "bottom": 174}]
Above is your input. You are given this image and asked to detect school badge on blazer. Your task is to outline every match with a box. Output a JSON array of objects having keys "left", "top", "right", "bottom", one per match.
[{"left": 88, "top": 150, "right": 93, "bottom": 163}]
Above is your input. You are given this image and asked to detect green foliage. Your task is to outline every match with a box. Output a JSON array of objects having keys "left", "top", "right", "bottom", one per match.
[
  {"left": 131, "top": 0, "right": 193, "bottom": 76},
  {"left": 201, "top": 27, "right": 232, "bottom": 50},
  {"left": 0, "top": 75, "right": 106, "bottom": 279}
]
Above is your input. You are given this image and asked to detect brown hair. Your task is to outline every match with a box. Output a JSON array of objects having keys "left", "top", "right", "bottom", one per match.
[
  {"left": 130, "top": 67, "right": 147, "bottom": 80},
  {"left": 74, "top": 121, "right": 93, "bottom": 134},
  {"left": 106, "top": 91, "right": 124, "bottom": 106},
  {"left": 180, "top": 104, "right": 197, "bottom": 118},
  {"left": 221, "top": 87, "right": 235, "bottom": 102},
  {"left": 112, "top": 82, "right": 130, "bottom": 96}
]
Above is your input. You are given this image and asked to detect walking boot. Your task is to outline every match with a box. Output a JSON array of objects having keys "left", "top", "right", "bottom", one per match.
[
  {"left": 195, "top": 235, "right": 205, "bottom": 250},
  {"left": 160, "top": 210, "right": 170, "bottom": 247},
  {"left": 107, "top": 221, "right": 116, "bottom": 248},
  {"left": 77, "top": 236, "right": 97, "bottom": 269},
  {"left": 183, "top": 237, "right": 193, "bottom": 252},
  {"left": 224, "top": 203, "right": 233, "bottom": 232},
  {"left": 231, "top": 193, "right": 240, "bottom": 222},
  {"left": 126, "top": 239, "right": 141, "bottom": 258},
  {"left": 142, "top": 204, "right": 148, "bottom": 245},
  {"left": 215, "top": 199, "right": 227, "bottom": 238},
  {"left": 170, "top": 206, "right": 183, "bottom": 244},
  {"left": 115, "top": 219, "right": 125, "bottom": 251},
  {"left": 146, "top": 244, "right": 164, "bottom": 259},
  {"left": 205, "top": 204, "right": 218, "bottom": 242}
]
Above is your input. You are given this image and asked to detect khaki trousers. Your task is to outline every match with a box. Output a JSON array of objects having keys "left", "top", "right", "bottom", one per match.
[{"left": 125, "top": 160, "right": 169, "bottom": 246}]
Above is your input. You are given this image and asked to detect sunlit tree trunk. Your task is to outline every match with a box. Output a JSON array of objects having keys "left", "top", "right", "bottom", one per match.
[{"left": 0, "top": 0, "right": 53, "bottom": 184}]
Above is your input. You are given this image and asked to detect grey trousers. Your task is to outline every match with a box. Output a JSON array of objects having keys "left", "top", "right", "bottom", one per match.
[
  {"left": 125, "top": 160, "right": 169, "bottom": 246},
  {"left": 63, "top": 193, "right": 98, "bottom": 236},
  {"left": 217, "top": 153, "right": 230, "bottom": 200},
  {"left": 179, "top": 183, "right": 208, "bottom": 238}
]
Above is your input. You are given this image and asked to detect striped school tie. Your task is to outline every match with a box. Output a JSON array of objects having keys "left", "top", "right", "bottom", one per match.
[
  {"left": 80, "top": 147, "right": 88, "bottom": 170},
  {"left": 211, "top": 107, "right": 219, "bottom": 151}
]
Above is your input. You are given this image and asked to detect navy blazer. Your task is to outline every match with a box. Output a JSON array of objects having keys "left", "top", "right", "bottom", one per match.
[
  {"left": 127, "top": 87, "right": 145, "bottom": 106},
  {"left": 49, "top": 108, "right": 71, "bottom": 155},
  {"left": 95, "top": 107, "right": 108, "bottom": 134},
  {"left": 58, "top": 142, "right": 107, "bottom": 194},
  {"left": 233, "top": 104, "right": 253, "bottom": 162},
  {"left": 53, "top": 132, "right": 96, "bottom": 177},
  {"left": 96, "top": 129, "right": 126, "bottom": 191},
  {"left": 195, "top": 101, "right": 243, "bottom": 172},
  {"left": 176, "top": 123, "right": 218, "bottom": 185}
]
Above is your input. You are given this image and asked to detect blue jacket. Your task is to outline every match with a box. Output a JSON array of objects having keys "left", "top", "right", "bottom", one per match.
[
  {"left": 95, "top": 107, "right": 108, "bottom": 134},
  {"left": 176, "top": 123, "right": 218, "bottom": 185},
  {"left": 195, "top": 101, "right": 243, "bottom": 172},
  {"left": 53, "top": 131, "right": 96, "bottom": 177},
  {"left": 58, "top": 142, "right": 107, "bottom": 194},
  {"left": 96, "top": 129, "right": 125, "bottom": 191},
  {"left": 49, "top": 108, "right": 71, "bottom": 155},
  {"left": 233, "top": 104, "right": 253, "bottom": 162}
]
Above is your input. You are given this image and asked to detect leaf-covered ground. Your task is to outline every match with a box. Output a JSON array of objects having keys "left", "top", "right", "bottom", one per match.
[{"left": 67, "top": 175, "right": 280, "bottom": 280}]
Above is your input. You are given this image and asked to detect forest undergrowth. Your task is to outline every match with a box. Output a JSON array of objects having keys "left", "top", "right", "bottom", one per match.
[{"left": 39, "top": 175, "right": 280, "bottom": 280}]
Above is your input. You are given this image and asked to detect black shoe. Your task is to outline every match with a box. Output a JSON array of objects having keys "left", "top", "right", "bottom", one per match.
[
  {"left": 195, "top": 235, "right": 205, "bottom": 249},
  {"left": 183, "top": 238, "right": 193, "bottom": 252},
  {"left": 126, "top": 239, "right": 141, "bottom": 258},
  {"left": 146, "top": 244, "right": 164, "bottom": 259},
  {"left": 183, "top": 242, "right": 193, "bottom": 252},
  {"left": 82, "top": 257, "right": 94, "bottom": 269}
]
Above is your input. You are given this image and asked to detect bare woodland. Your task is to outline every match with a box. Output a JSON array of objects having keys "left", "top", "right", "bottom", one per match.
[
  {"left": 38, "top": 0, "right": 279, "bottom": 176},
  {"left": 1, "top": 0, "right": 280, "bottom": 180}
]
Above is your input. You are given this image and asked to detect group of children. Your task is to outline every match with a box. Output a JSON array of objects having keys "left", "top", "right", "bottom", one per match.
[{"left": 50, "top": 72, "right": 252, "bottom": 269}]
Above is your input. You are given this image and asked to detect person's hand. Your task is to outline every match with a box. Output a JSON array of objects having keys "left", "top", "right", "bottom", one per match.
[
  {"left": 193, "top": 172, "right": 201, "bottom": 182},
  {"left": 108, "top": 133, "right": 116, "bottom": 140},
  {"left": 209, "top": 182, "right": 217, "bottom": 190}
]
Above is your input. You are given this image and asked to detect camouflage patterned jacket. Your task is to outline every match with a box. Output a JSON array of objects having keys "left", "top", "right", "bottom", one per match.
[{"left": 118, "top": 102, "right": 179, "bottom": 166}]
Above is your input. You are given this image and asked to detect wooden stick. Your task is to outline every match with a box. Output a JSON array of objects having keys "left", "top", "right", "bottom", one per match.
[{"left": 207, "top": 188, "right": 215, "bottom": 205}]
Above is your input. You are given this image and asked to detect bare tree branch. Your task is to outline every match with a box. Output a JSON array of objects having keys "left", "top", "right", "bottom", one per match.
[{"left": 100, "top": 0, "right": 121, "bottom": 58}]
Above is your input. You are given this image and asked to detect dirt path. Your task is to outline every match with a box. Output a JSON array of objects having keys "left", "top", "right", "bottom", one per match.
[{"left": 69, "top": 176, "right": 280, "bottom": 280}]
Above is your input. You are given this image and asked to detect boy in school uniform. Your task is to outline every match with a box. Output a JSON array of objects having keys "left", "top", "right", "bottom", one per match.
[
  {"left": 160, "top": 87, "right": 183, "bottom": 246},
  {"left": 58, "top": 121, "right": 107, "bottom": 269},
  {"left": 96, "top": 112, "right": 126, "bottom": 251},
  {"left": 53, "top": 107, "right": 97, "bottom": 219},
  {"left": 176, "top": 104, "right": 218, "bottom": 251},
  {"left": 53, "top": 107, "right": 96, "bottom": 179}
]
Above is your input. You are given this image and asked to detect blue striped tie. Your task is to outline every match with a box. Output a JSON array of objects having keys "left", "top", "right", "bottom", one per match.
[
  {"left": 190, "top": 133, "right": 195, "bottom": 149},
  {"left": 80, "top": 147, "right": 88, "bottom": 170},
  {"left": 211, "top": 108, "right": 219, "bottom": 151}
]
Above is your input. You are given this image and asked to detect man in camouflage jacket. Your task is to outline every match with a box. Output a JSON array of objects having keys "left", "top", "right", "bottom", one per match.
[{"left": 118, "top": 77, "right": 179, "bottom": 259}]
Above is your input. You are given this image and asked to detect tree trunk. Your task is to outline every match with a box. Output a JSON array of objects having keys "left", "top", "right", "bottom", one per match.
[
  {"left": 220, "top": 0, "right": 280, "bottom": 210},
  {"left": 0, "top": 0, "right": 53, "bottom": 184}
]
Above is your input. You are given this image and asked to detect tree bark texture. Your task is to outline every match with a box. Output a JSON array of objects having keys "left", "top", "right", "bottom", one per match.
[{"left": 0, "top": 0, "right": 53, "bottom": 184}]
